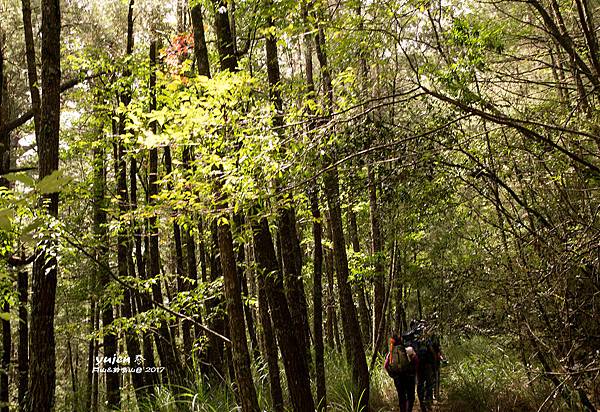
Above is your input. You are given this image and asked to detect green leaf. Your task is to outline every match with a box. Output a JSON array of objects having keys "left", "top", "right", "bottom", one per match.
[
  {"left": 36, "top": 170, "right": 72, "bottom": 194},
  {"left": 2, "top": 172, "right": 36, "bottom": 187},
  {"left": 0, "top": 313, "right": 9, "bottom": 321},
  {"left": 0, "top": 209, "right": 15, "bottom": 231}
]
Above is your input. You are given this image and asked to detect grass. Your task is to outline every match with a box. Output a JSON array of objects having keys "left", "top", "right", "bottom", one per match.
[
  {"left": 107, "top": 336, "right": 574, "bottom": 412},
  {"left": 442, "top": 336, "right": 570, "bottom": 411}
]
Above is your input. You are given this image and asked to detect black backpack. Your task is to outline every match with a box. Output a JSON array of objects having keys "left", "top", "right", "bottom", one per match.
[{"left": 415, "top": 338, "right": 435, "bottom": 365}]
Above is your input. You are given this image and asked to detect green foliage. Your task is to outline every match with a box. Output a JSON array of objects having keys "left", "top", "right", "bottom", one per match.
[{"left": 443, "top": 337, "right": 568, "bottom": 411}]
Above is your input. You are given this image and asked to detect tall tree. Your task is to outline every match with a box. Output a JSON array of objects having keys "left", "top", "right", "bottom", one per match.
[
  {"left": 309, "top": 187, "right": 326, "bottom": 411},
  {"left": 1, "top": 297, "right": 9, "bottom": 412},
  {"left": 302, "top": 10, "right": 327, "bottom": 407},
  {"left": 347, "top": 205, "right": 371, "bottom": 343},
  {"left": 313, "top": 6, "right": 370, "bottom": 409},
  {"left": 211, "top": 2, "right": 260, "bottom": 409},
  {"left": 17, "top": 270, "right": 28, "bottom": 411},
  {"left": 21, "top": 0, "right": 41, "bottom": 139},
  {"left": 264, "top": 0, "right": 311, "bottom": 365},
  {"left": 368, "top": 165, "right": 384, "bottom": 352},
  {"left": 147, "top": 40, "right": 183, "bottom": 386},
  {"left": 252, "top": 217, "right": 315, "bottom": 411},
  {"left": 28, "top": 0, "right": 61, "bottom": 409},
  {"left": 256, "top": 272, "right": 284, "bottom": 412}
]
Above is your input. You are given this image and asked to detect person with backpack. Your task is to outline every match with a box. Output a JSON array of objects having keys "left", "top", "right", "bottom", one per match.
[
  {"left": 384, "top": 335, "right": 418, "bottom": 412},
  {"left": 415, "top": 334, "right": 436, "bottom": 411}
]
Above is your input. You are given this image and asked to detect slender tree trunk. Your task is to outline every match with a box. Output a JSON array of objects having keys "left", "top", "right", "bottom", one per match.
[
  {"left": 188, "top": 2, "right": 212, "bottom": 367},
  {"left": 233, "top": 215, "right": 259, "bottom": 360},
  {"left": 417, "top": 289, "right": 423, "bottom": 320},
  {"left": 103, "top": 141, "right": 121, "bottom": 409},
  {"left": 368, "top": 165, "right": 385, "bottom": 352},
  {"left": 324, "top": 215, "right": 340, "bottom": 350},
  {"left": 66, "top": 338, "right": 77, "bottom": 409},
  {"left": 130, "top": 158, "right": 158, "bottom": 385},
  {"left": 91, "top": 305, "right": 99, "bottom": 412},
  {"left": 85, "top": 299, "right": 96, "bottom": 412},
  {"left": 323, "top": 168, "right": 370, "bottom": 410},
  {"left": 207, "top": 222, "right": 225, "bottom": 375},
  {"left": 209, "top": 4, "right": 260, "bottom": 405},
  {"left": 17, "top": 270, "right": 28, "bottom": 411},
  {"left": 147, "top": 41, "right": 182, "bottom": 387},
  {"left": 347, "top": 206, "right": 371, "bottom": 344},
  {"left": 301, "top": 20, "right": 326, "bottom": 406},
  {"left": 1, "top": 300, "right": 10, "bottom": 412},
  {"left": 256, "top": 275, "right": 284, "bottom": 412},
  {"left": 21, "top": 0, "right": 41, "bottom": 138},
  {"left": 183, "top": 222, "right": 199, "bottom": 353},
  {"left": 217, "top": 216, "right": 260, "bottom": 412},
  {"left": 196, "top": 220, "right": 211, "bottom": 375},
  {"left": 28, "top": 0, "right": 61, "bottom": 409},
  {"left": 278, "top": 208, "right": 311, "bottom": 355},
  {"left": 240, "top": 269, "right": 259, "bottom": 360},
  {"left": 263, "top": 6, "right": 311, "bottom": 363},
  {"left": 310, "top": 186, "right": 327, "bottom": 411},
  {"left": 0, "top": 32, "right": 7, "bottom": 185},
  {"left": 164, "top": 146, "right": 191, "bottom": 357},
  {"left": 252, "top": 217, "right": 315, "bottom": 411},
  {"left": 314, "top": 15, "right": 370, "bottom": 407}
]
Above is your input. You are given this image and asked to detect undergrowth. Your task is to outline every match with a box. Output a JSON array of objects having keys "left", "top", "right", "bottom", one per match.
[
  {"left": 443, "top": 336, "right": 570, "bottom": 411},
  {"left": 112, "top": 337, "right": 574, "bottom": 411}
]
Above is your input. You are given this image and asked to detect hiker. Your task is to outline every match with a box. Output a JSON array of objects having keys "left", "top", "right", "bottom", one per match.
[
  {"left": 431, "top": 334, "right": 444, "bottom": 400},
  {"left": 416, "top": 333, "right": 436, "bottom": 412},
  {"left": 385, "top": 335, "right": 418, "bottom": 412}
]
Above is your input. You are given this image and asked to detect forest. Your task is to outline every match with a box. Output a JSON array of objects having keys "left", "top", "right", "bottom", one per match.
[{"left": 0, "top": 0, "right": 599, "bottom": 411}]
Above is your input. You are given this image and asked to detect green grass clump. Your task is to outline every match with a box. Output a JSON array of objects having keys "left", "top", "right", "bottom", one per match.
[{"left": 442, "top": 336, "right": 568, "bottom": 411}]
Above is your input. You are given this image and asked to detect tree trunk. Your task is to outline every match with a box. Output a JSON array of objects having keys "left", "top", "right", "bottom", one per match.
[
  {"left": 324, "top": 215, "right": 340, "bottom": 350},
  {"left": 21, "top": 0, "right": 41, "bottom": 138},
  {"left": 1, "top": 299, "right": 10, "bottom": 412},
  {"left": 147, "top": 40, "right": 182, "bottom": 387},
  {"left": 0, "top": 32, "right": 7, "bottom": 186},
  {"left": 130, "top": 157, "right": 158, "bottom": 385},
  {"left": 417, "top": 288, "right": 423, "bottom": 320},
  {"left": 164, "top": 146, "right": 191, "bottom": 358},
  {"left": 28, "top": 0, "right": 61, "bottom": 409},
  {"left": 104, "top": 141, "right": 122, "bottom": 408},
  {"left": 217, "top": 216, "right": 260, "bottom": 412},
  {"left": 256, "top": 275, "right": 284, "bottom": 412},
  {"left": 252, "top": 217, "right": 315, "bottom": 411},
  {"left": 209, "top": 5, "right": 259, "bottom": 405},
  {"left": 347, "top": 206, "right": 371, "bottom": 345},
  {"left": 314, "top": 14, "right": 370, "bottom": 407},
  {"left": 196, "top": 219, "right": 211, "bottom": 375},
  {"left": 233, "top": 215, "right": 259, "bottom": 360},
  {"left": 85, "top": 300, "right": 96, "bottom": 412},
  {"left": 91, "top": 305, "right": 99, "bottom": 412},
  {"left": 130, "top": 153, "right": 158, "bottom": 371},
  {"left": 17, "top": 270, "right": 28, "bottom": 411},
  {"left": 207, "top": 221, "right": 225, "bottom": 375},
  {"left": 309, "top": 186, "right": 327, "bottom": 411},
  {"left": 368, "top": 165, "right": 384, "bottom": 352},
  {"left": 323, "top": 168, "right": 370, "bottom": 410},
  {"left": 278, "top": 208, "right": 311, "bottom": 355},
  {"left": 264, "top": 13, "right": 311, "bottom": 361},
  {"left": 190, "top": 3, "right": 211, "bottom": 78}
]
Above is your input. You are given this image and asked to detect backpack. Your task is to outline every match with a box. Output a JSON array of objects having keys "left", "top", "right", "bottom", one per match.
[
  {"left": 386, "top": 343, "right": 410, "bottom": 377},
  {"left": 415, "top": 338, "right": 435, "bottom": 365}
]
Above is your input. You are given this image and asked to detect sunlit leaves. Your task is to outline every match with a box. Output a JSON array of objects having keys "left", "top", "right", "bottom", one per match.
[{"left": 37, "top": 170, "right": 73, "bottom": 194}]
